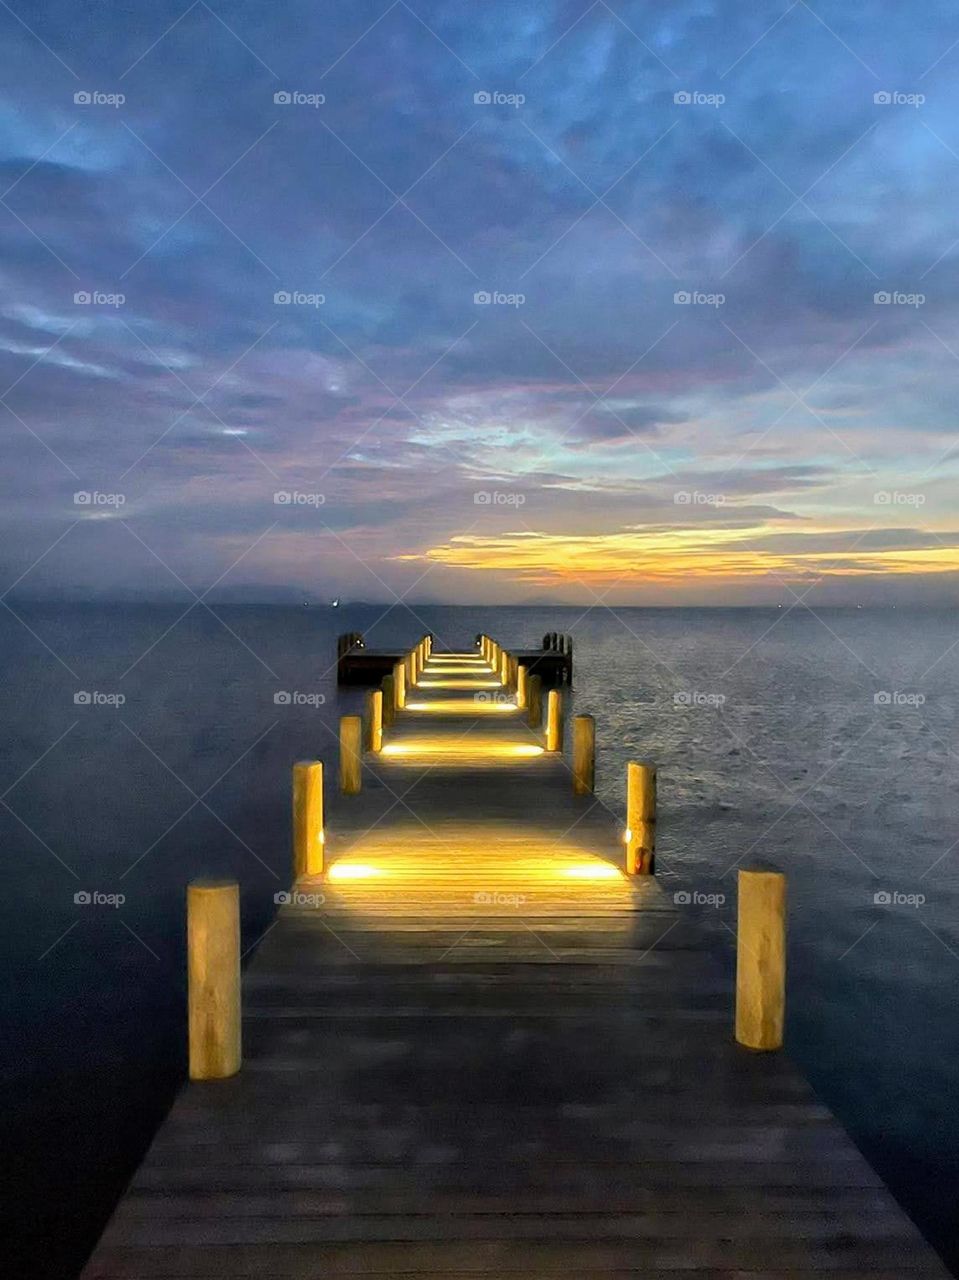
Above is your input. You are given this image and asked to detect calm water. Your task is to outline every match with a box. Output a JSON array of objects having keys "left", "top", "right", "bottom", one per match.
[{"left": 2, "top": 602, "right": 958, "bottom": 1276}]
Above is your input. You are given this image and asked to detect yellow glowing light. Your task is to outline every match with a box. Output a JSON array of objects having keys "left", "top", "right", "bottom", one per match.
[
  {"left": 623, "top": 828, "right": 631, "bottom": 843},
  {"left": 418, "top": 679, "right": 502, "bottom": 689},
  {"left": 328, "top": 863, "right": 381, "bottom": 880},
  {"left": 406, "top": 699, "right": 517, "bottom": 714},
  {"left": 564, "top": 863, "right": 621, "bottom": 879},
  {"left": 380, "top": 741, "right": 543, "bottom": 758},
  {"left": 422, "top": 670, "right": 489, "bottom": 680}
]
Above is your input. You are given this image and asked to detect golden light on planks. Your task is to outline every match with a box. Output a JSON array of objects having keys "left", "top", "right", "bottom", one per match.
[
  {"left": 320, "top": 840, "right": 631, "bottom": 916},
  {"left": 380, "top": 739, "right": 543, "bottom": 759},
  {"left": 417, "top": 678, "right": 503, "bottom": 689},
  {"left": 327, "top": 862, "right": 382, "bottom": 880},
  {"left": 563, "top": 863, "right": 620, "bottom": 879},
  {"left": 419, "top": 670, "right": 494, "bottom": 680},
  {"left": 405, "top": 698, "right": 517, "bottom": 714}
]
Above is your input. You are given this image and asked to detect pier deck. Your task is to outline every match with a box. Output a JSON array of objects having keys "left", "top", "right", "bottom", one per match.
[{"left": 82, "top": 643, "right": 949, "bottom": 1278}]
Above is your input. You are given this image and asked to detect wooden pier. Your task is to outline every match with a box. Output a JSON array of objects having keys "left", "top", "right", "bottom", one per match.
[
  {"left": 337, "top": 631, "right": 573, "bottom": 687},
  {"left": 82, "top": 634, "right": 949, "bottom": 1278}
]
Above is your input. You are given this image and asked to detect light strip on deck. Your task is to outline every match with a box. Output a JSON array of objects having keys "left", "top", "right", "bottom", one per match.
[
  {"left": 563, "top": 863, "right": 621, "bottom": 879},
  {"left": 417, "top": 679, "right": 503, "bottom": 689},
  {"left": 419, "top": 670, "right": 494, "bottom": 680},
  {"left": 380, "top": 741, "right": 543, "bottom": 758},
  {"left": 405, "top": 699, "right": 517, "bottom": 714}
]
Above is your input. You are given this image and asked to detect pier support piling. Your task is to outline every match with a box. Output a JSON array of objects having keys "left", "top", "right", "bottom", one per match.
[
  {"left": 339, "top": 715, "right": 362, "bottom": 794},
  {"left": 187, "top": 880, "right": 241, "bottom": 1081},
  {"left": 517, "top": 664, "right": 528, "bottom": 710},
  {"left": 572, "top": 715, "right": 595, "bottom": 793},
  {"left": 292, "top": 760, "right": 324, "bottom": 879},
  {"left": 546, "top": 689, "right": 563, "bottom": 752},
  {"left": 394, "top": 661, "right": 406, "bottom": 711},
  {"left": 369, "top": 689, "right": 383, "bottom": 753},
  {"left": 736, "top": 869, "right": 786, "bottom": 1051},
  {"left": 626, "top": 762, "right": 656, "bottom": 874}
]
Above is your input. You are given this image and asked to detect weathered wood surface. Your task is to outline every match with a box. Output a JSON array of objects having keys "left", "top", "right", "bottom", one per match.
[{"left": 82, "top": 648, "right": 949, "bottom": 1278}]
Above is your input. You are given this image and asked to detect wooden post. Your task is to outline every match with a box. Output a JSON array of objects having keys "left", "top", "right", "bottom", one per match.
[
  {"left": 292, "top": 760, "right": 324, "bottom": 879},
  {"left": 572, "top": 715, "right": 595, "bottom": 794},
  {"left": 365, "top": 689, "right": 377, "bottom": 749},
  {"left": 409, "top": 648, "right": 418, "bottom": 685},
  {"left": 626, "top": 762, "right": 656, "bottom": 874},
  {"left": 187, "top": 880, "right": 241, "bottom": 1081},
  {"left": 516, "top": 664, "right": 528, "bottom": 710},
  {"left": 394, "top": 661, "right": 406, "bottom": 710},
  {"left": 499, "top": 650, "right": 509, "bottom": 686},
  {"left": 546, "top": 689, "right": 563, "bottom": 752},
  {"left": 736, "top": 869, "right": 786, "bottom": 1051},
  {"left": 369, "top": 689, "right": 383, "bottom": 753},
  {"left": 381, "top": 675, "right": 394, "bottom": 728},
  {"left": 528, "top": 674, "right": 542, "bottom": 727},
  {"left": 339, "top": 715, "right": 362, "bottom": 794}
]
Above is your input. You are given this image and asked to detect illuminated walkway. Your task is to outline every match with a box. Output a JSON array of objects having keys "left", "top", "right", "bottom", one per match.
[{"left": 83, "top": 643, "right": 949, "bottom": 1278}]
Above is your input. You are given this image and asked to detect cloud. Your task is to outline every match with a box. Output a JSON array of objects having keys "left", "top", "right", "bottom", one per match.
[{"left": 1, "top": 0, "right": 958, "bottom": 602}]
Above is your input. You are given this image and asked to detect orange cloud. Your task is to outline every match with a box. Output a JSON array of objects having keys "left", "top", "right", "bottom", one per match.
[{"left": 402, "top": 526, "right": 959, "bottom": 587}]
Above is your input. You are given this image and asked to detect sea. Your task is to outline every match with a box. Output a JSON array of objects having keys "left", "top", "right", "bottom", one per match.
[{"left": 1, "top": 601, "right": 957, "bottom": 1276}]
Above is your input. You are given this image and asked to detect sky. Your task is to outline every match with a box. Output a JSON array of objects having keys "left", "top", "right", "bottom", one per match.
[{"left": 2, "top": 0, "right": 959, "bottom": 606}]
